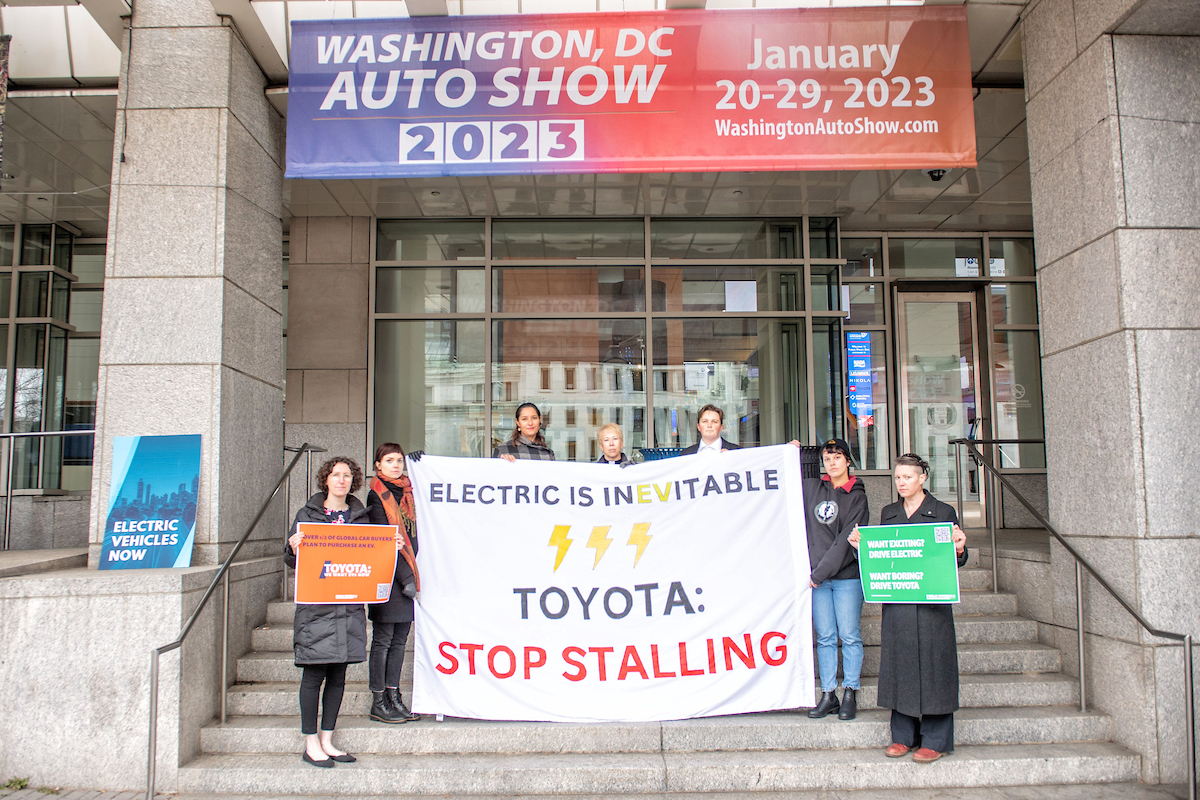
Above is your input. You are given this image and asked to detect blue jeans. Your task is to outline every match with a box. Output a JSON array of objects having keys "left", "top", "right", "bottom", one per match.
[{"left": 811, "top": 578, "right": 864, "bottom": 691}]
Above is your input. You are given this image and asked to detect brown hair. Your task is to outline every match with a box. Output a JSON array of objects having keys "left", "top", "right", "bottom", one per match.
[
  {"left": 509, "top": 402, "right": 548, "bottom": 447},
  {"left": 697, "top": 404, "right": 724, "bottom": 423},
  {"left": 373, "top": 442, "right": 405, "bottom": 467},
  {"left": 315, "top": 456, "right": 364, "bottom": 495},
  {"left": 895, "top": 453, "right": 930, "bottom": 474}
]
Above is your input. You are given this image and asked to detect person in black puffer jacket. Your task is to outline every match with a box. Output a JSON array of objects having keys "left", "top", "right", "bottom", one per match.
[
  {"left": 797, "top": 438, "right": 870, "bottom": 721},
  {"left": 285, "top": 456, "right": 369, "bottom": 768},
  {"left": 365, "top": 442, "right": 422, "bottom": 724}
]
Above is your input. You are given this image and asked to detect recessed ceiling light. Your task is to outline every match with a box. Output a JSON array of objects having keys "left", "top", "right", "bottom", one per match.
[
  {"left": 430, "top": 190, "right": 441, "bottom": 196},
  {"left": 732, "top": 190, "right": 743, "bottom": 195}
]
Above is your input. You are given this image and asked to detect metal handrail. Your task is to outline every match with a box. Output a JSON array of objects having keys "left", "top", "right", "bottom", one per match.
[
  {"left": 0, "top": 429, "right": 97, "bottom": 550},
  {"left": 951, "top": 437, "right": 1195, "bottom": 800},
  {"left": 280, "top": 445, "right": 320, "bottom": 602},
  {"left": 144, "top": 443, "right": 326, "bottom": 800}
]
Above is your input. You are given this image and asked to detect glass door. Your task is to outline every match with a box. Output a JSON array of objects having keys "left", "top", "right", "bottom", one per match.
[{"left": 896, "top": 292, "right": 985, "bottom": 526}]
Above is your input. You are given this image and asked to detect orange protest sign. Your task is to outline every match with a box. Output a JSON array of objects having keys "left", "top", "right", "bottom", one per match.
[{"left": 293, "top": 522, "right": 398, "bottom": 604}]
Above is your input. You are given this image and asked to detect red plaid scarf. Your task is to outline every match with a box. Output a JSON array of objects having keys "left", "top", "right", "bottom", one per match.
[{"left": 370, "top": 476, "right": 420, "bottom": 592}]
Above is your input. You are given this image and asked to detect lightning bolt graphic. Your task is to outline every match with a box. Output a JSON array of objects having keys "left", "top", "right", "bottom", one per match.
[
  {"left": 585, "top": 526, "right": 613, "bottom": 569},
  {"left": 548, "top": 525, "right": 573, "bottom": 572},
  {"left": 627, "top": 522, "right": 652, "bottom": 567}
]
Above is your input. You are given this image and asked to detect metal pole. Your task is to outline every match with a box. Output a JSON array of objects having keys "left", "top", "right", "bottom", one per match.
[
  {"left": 220, "top": 569, "right": 230, "bottom": 725},
  {"left": 145, "top": 650, "right": 159, "bottom": 800},
  {"left": 954, "top": 440, "right": 964, "bottom": 526},
  {"left": 1076, "top": 560, "right": 1087, "bottom": 713},
  {"left": 306, "top": 449, "right": 314, "bottom": 496},
  {"left": 988, "top": 468, "right": 998, "bottom": 593},
  {"left": 3, "top": 438, "right": 13, "bottom": 551},
  {"left": 1185, "top": 634, "right": 1196, "bottom": 800},
  {"left": 282, "top": 462, "right": 290, "bottom": 602}
]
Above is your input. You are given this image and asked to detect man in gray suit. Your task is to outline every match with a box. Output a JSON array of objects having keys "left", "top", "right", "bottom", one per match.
[{"left": 680, "top": 404, "right": 743, "bottom": 456}]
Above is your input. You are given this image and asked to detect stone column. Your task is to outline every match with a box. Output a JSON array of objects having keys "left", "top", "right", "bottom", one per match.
[
  {"left": 1023, "top": 0, "right": 1200, "bottom": 783},
  {"left": 89, "top": 0, "right": 284, "bottom": 566}
]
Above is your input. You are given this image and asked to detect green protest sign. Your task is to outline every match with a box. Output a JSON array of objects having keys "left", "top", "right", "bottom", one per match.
[{"left": 857, "top": 522, "right": 960, "bottom": 604}]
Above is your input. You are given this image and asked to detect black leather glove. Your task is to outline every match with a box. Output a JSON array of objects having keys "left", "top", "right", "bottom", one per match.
[
  {"left": 401, "top": 582, "right": 418, "bottom": 598},
  {"left": 407, "top": 450, "right": 424, "bottom": 462}
]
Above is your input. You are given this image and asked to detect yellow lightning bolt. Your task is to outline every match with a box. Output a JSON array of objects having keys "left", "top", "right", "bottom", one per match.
[
  {"left": 627, "top": 522, "right": 652, "bottom": 567},
  {"left": 586, "top": 526, "right": 613, "bottom": 569},
  {"left": 548, "top": 525, "right": 573, "bottom": 572}
]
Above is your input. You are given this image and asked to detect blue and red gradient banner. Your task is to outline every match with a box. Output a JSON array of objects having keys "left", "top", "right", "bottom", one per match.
[{"left": 285, "top": 6, "right": 975, "bottom": 179}]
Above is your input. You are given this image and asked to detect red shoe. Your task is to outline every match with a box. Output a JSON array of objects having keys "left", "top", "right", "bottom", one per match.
[
  {"left": 912, "top": 747, "right": 944, "bottom": 763},
  {"left": 885, "top": 743, "right": 912, "bottom": 758}
]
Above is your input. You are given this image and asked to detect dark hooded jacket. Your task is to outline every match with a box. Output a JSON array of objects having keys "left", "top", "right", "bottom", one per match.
[
  {"left": 366, "top": 478, "right": 418, "bottom": 624},
  {"left": 803, "top": 475, "right": 870, "bottom": 583},
  {"left": 284, "top": 492, "right": 369, "bottom": 666}
]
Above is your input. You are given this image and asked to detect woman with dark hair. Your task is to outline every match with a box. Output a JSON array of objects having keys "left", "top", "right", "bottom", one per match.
[
  {"left": 285, "top": 456, "right": 369, "bottom": 767},
  {"left": 849, "top": 453, "right": 968, "bottom": 763},
  {"left": 364, "top": 442, "right": 421, "bottom": 725},
  {"left": 594, "top": 422, "right": 631, "bottom": 465},
  {"left": 492, "top": 402, "right": 555, "bottom": 461}
]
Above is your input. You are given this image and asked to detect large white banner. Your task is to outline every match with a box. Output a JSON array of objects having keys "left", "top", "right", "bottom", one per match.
[{"left": 408, "top": 445, "right": 814, "bottom": 723}]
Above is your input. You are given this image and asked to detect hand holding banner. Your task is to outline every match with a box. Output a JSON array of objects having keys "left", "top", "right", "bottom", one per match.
[
  {"left": 857, "top": 522, "right": 960, "bottom": 604},
  {"left": 293, "top": 522, "right": 399, "bottom": 604}
]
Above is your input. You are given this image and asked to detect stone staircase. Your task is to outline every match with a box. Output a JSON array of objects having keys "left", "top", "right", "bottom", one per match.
[{"left": 178, "top": 560, "right": 1140, "bottom": 794}]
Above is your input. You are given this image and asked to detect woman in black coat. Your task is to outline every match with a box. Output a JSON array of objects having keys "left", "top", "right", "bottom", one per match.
[
  {"left": 850, "top": 453, "right": 968, "bottom": 763},
  {"left": 365, "top": 442, "right": 421, "bottom": 724},
  {"left": 594, "top": 423, "right": 631, "bottom": 465},
  {"left": 285, "top": 456, "right": 369, "bottom": 767}
]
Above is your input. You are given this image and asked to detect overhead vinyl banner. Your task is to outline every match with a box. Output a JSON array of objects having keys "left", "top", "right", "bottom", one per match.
[
  {"left": 286, "top": 6, "right": 975, "bottom": 179},
  {"left": 407, "top": 445, "right": 814, "bottom": 722}
]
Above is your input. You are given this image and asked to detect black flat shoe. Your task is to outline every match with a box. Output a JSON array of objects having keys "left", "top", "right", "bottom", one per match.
[
  {"left": 301, "top": 750, "right": 334, "bottom": 768},
  {"left": 329, "top": 752, "right": 356, "bottom": 763},
  {"left": 807, "top": 690, "right": 841, "bottom": 719}
]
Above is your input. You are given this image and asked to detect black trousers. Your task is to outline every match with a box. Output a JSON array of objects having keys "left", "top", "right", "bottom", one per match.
[
  {"left": 369, "top": 621, "right": 411, "bottom": 692},
  {"left": 299, "top": 663, "right": 349, "bottom": 735},
  {"left": 890, "top": 709, "right": 955, "bottom": 753}
]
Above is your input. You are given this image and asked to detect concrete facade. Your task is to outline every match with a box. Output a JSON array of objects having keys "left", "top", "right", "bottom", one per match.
[
  {"left": 1023, "top": 0, "right": 1200, "bottom": 783},
  {"left": 88, "top": 0, "right": 286, "bottom": 568}
]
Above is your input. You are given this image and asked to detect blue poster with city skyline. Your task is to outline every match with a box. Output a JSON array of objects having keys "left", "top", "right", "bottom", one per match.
[{"left": 99, "top": 434, "right": 201, "bottom": 570}]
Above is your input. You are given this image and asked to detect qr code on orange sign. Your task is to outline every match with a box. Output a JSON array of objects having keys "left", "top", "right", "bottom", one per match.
[
  {"left": 377, "top": 583, "right": 390, "bottom": 600},
  {"left": 934, "top": 526, "right": 952, "bottom": 544}
]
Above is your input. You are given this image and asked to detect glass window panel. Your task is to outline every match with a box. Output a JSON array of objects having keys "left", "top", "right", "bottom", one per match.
[
  {"left": 994, "top": 330, "right": 1046, "bottom": 469},
  {"left": 14, "top": 324, "right": 47, "bottom": 489},
  {"left": 376, "top": 220, "right": 485, "bottom": 261},
  {"left": 71, "top": 243, "right": 105, "bottom": 283},
  {"left": 17, "top": 272, "right": 48, "bottom": 317},
  {"left": 989, "top": 238, "right": 1035, "bottom": 277},
  {"left": 376, "top": 268, "right": 485, "bottom": 313},
  {"left": 655, "top": 265, "right": 801, "bottom": 312},
  {"left": 69, "top": 288, "right": 102, "bottom": 333},
  {"left": 990, "top": 284, "right": 1039, "bottom": 325},
  {"left": 492, "top": 219, "right": 643, "bottom": 260},
  {"left": 809, "top": 217, "right": 838, "bottom": 259},
  {"left": 50, "top": 275, "right": 70, "bottom": 322},
  {"left": 810, "top": 263, "right": 840, "bottom": 312},
  {"left": 53, "top": 228, "right": 72, "bottom": 272},
  {"left": 0, "top": 274, "right": 10, "bottom": 316},
  {"left": 845, "top": 331, "right": 889, "bottom": 470},
  {"left": 846, "top": 283, "right": 884, "bottom": 325},
  {"left": 21, "top": 225, "right": 52, "bottom": 266},
  {"left": 889, "top": 238, "right": 984, "bottom": 278},
  {"left": 651, "top": 317, "right": 807, "bottom": 448},
  {"left": 64, "top": 337, "right": 99, "bottom": 488},
  {"left": 842, "top": 238, "right": 882, "bottom": 277},
  {"left": 492, "top": 319, "right": 647, "bottom": 460},
  {"left": 282, "top": 287, "right": 288, "bottom": 330},
  {"left": 0, "top": 325, "right": 8, "bottom": 428},
  {"left": 374, "top": 320, "right": 486, "bottom": 457},
  {"left": 813, "top": 318, "right": 844, "bottom": 443},
  {"left": 493, "top": 267, "right": 647, "bottom": 313},
  {"left": 650, "top": 219, "right": 798, "bottom": 259},
  {"left": 42, "top": 327, "right": 67, "bottom": 489},
  {"left": 0, "top": 227, "right": 14, "bottom": 267}
]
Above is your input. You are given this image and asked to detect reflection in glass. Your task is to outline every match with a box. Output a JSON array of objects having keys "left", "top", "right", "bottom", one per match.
[
  {"left": 990, "top": 284, "right": 1038, "bottom": 325},
  {"left": 376, "top": 220, "right": 485, "bottom": 261},
  {"left": 53, "top": 229, "right": 72, "bottom": 272},
  {"left": 63, "top": 337, "right": 99, "bottom": 491},
  {"left": 810, "top": 263, "right": 841, "bottom": 312},
  {"left": 42, "top": 328, "right": 67, "bottom": 490},
  {"left": 71, "top": 243, "right": 105, "bottom": 283},
  {"left": 655, "top": 265, "right": 800, "bottom": 312},
  {"left": 0, "top": 227, "right": 13, "bottom": 267},
  {"left": 492, "top": 219, "right": 643, "bottom": 259},
  {"left": 845, "top": 332, "right": 889, "bottom": 470},
  {"left": 993, "top": 331, "right": 1046, "bottom": 468},
  {"left": 809, "top": 217, "right": 838, "bottom": 259},
  {"left": 374, "top": 320, "right": 486, "bottom": 457},
  {"left": 846, "top": 283, "right": 883, "bottom": 325},
  {"left": 493, "top": 267, "right": 650, "bottom": 313},
  {"left": 0, "top": 274, "right": 10, "bottom": 316},
  {"left": 492, "top": 319, "right": 647, "bottom": 460},
  {"left": 18, "top": 272, "right": 48, "bottom": 317},
  {"left": 51, "top": 275, "right": 70, "bottom": 322},
  {"left": 13, "top": 325, "right": 46, "bottom": 489},
  {"left": 69, "top": 289, "right": 103, "bottom": 333},
  {"left": 376, "top": 268, "right": 485, "bottom": 313},
  {"left": 989, "top": 238, "right": 1035, "bottom": 277},
  {"left": 842, "top": 238, "right": 882, "bottom": 277},
  {"left": 813, "top": 318, "right": 844, "bottom": 443},
  {"left": 889, "top": 238, "right": 984, "bottom": 278},
  {"left": 21, "top": 225, "right": 52, "bottom": 266},
  {"left": 651, "top": 219, "right": 798, "bottom": 259},
  {"left": 651, "top": 318, "right": 807, "bottom": 448}
]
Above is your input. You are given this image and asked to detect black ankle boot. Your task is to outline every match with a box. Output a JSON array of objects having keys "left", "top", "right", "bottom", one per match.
[
  {"left": 838, "top": 688, "right": 857, "bottom": 720},
  {"left": 370, "top": 690, "right": 405, "bottom": 723},
  {"left": 808, "top": 690, "right": 841, "bottom": 719},
  {"left": 386, "top": 687, "right": 419, "bottom": 722}
]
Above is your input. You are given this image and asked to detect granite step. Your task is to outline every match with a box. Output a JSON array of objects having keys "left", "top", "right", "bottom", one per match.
[
  {"left": 225, "top": 673, "right": 1081, "bottom": 717},
  {"left": 177, "top": 742, "right": 1139, "bottom": 794},
  {"left": 200, "top": 706, "right": 1113, "bottom": 755}
]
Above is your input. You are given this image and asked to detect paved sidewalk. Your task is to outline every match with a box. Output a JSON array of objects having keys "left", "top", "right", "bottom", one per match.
[{"left": 0, "top": 785, "right": 1190, "bottom": 800}]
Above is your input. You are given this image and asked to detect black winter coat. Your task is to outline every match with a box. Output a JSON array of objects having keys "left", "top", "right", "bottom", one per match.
[
  {"left": 875, "top": 490, "right": 970, "bottom": 717},
  {"left": 366, "top": 478, "right": 418, "bottom": 624},
  {"left": 284, "top": 493, "right": 369, "bottom": 666},
  {"left": 803, "top": 475, "right": 870, "bottom": 583}
]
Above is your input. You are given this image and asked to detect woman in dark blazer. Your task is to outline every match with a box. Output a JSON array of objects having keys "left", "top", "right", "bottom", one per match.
[
  {"left": 285, "top": 456, "right": 369, "bottom": 767},
  {"left": 850, "top": 453, "right": 968, "bottom": 763}
]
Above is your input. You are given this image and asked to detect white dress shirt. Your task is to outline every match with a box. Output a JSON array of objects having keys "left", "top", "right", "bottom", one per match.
[{"left": 697, "top": 438, "right": 724, "bottom": 456}]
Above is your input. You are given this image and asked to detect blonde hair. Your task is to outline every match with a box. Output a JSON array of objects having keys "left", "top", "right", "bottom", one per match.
[{"left": 597, "top": 423, "right": 624, "bottom": 445}]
